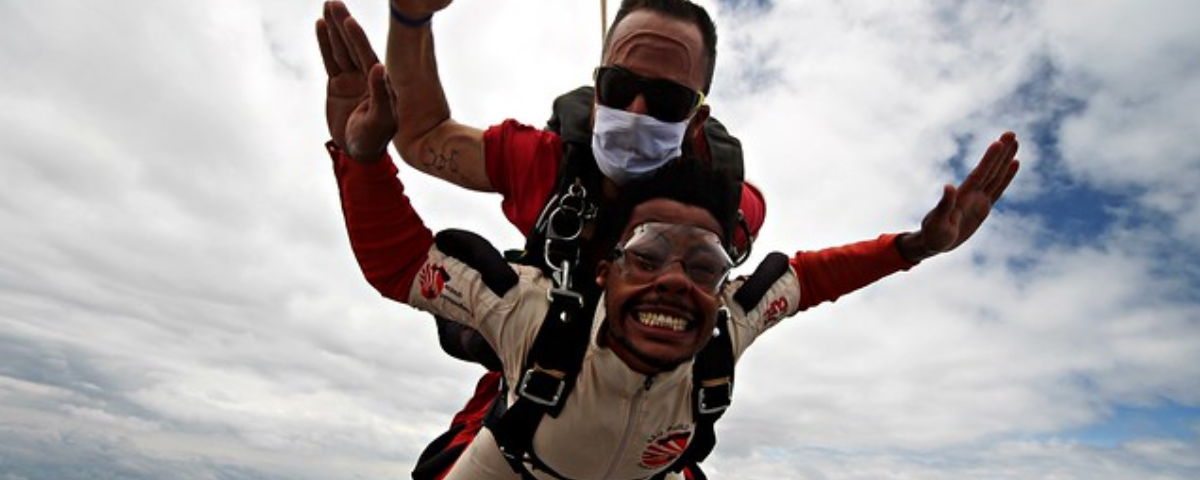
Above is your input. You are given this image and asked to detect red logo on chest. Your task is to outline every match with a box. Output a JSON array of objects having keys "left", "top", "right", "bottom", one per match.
[{"left": 640, "top": 431, "right": 690, "bottom": 469}]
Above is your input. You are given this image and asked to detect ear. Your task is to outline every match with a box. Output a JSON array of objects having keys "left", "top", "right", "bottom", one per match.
[
  {"left": 687, "top": 104, "right": 711, "bottom": 139},
  {"left": 596, "top": 260, "right": 611, "bottom": 288},
  {"left": 693, "top": 103, "right": 711, "bottom": 127},
  {"left": 686, "top": 104, "right": 711, "bottom": 159}
]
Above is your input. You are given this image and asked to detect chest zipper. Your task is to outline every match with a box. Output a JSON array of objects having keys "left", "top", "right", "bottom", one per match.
[{"left": 602, "top": 375, "right": 656, "bottom": 479}]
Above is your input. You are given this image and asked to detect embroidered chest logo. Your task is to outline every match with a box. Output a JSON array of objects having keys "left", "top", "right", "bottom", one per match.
[
  {"left": 639, "top": 428, "right": 691, "bottom": 470},
  {"left": 418, "top": 263, "right": 451, "bottom": 300},
  {"left": 763, "top": 296, "right": 789, "bottom": 327}
]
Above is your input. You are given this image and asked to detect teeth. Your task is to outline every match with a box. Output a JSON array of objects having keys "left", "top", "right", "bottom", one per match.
[{"left": 637, "top": 312, "right": 688, "bottom": 331}]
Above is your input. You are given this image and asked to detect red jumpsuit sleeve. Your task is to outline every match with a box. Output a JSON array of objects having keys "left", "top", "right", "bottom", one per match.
[
  {"left": 483, "top": 120, "right": 562, "bottom": 236},
  {"left": 327, "top": 141, "right": 434, "bottom": 303},
  {"left": 791, "top": 233, "right": 916, "bottom": 310}
]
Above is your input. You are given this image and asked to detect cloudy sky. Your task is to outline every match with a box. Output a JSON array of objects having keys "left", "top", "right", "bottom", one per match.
[{"left": 2, "top": 0, "right": 1198, "bottom": 479}]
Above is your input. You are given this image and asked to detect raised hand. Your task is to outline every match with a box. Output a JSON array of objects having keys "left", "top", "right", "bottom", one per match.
[
  {"left": 903, "top": 132, "right": 1021, "bottom": 260},
  {"left": 317, "top": 1, "right": 396, "bottom": 162}
]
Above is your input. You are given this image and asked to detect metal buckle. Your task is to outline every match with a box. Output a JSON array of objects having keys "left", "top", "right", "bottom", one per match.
[
  {"left": 697, "top": 381, "right": 732, "bottom": 415},
  {"left": 545, "top": 183, "right": 589, "bottom": 242},
  {"left": 548, "top": 288, "right": 584, "bottom": 323},
  {"left": 518, "top": 367, "right": 567, "bottom": 407}
]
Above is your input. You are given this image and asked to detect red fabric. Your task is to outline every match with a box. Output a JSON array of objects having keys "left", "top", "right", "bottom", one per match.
[
  {"left": 327, "top": 142, "right": 434, "bottom": 301},
  {"left": 483, "top": 120, "right": 563, "bottom": 236},
  {"left": 738, "top": 181, "right": 765, "bottom": 248},
  {"left": 790, "top": 233, "right": 913, "bottom": 310},
  {"left": 435, "top": 371, "right": 504, "bottom": 480}
]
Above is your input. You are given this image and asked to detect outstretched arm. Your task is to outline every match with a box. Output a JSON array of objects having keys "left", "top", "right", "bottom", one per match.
[
  {"left": 386, "top": 0, "right": 491, "bottom": 191},
  {"left": 786, "top": 132, "right": 1021, "bottom": 312},
  {"left": 318, "top": 2, "right": 433, "bottom": 300},
  {"left": 896, "top": 132, "right": 1021, "bottom": 262}
]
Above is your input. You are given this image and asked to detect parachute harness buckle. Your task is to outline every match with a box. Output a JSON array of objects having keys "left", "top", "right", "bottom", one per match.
[{"left": 543, "top": 182, "right": 594, "bottom": 321}]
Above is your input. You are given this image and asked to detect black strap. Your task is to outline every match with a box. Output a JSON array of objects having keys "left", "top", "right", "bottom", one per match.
[
  {"left": 653, "top": 307, "right": 734, "bottom": 479},
  {"left": 494, "top": 290, "right": 597, "bottom": 478},
  {"left": 435, "top": 229, "right": 520, "bottom": 296},
  {"left": 733, "top": 252, "right": 790, "bottom": 312}
]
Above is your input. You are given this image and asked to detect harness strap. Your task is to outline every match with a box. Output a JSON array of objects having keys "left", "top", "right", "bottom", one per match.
[
  {"left": 653, "top": 307, "right": 734, "bottom": 480},
  {"left": 492, "top": 87, "right": 747, "bottom": 480},
  {"left": 435, "top": 229, "right": 520, "bottom": 296},
  {"left": 494, "top": 290, "right": 596, "bottom": 478},
  {"left": 732, "top": 252, "right": 790, "bottom": 312}
]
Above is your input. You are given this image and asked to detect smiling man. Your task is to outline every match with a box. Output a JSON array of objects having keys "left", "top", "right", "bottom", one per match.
[{"left": 599, "top": 217, "right": 731, "bottom": 374}]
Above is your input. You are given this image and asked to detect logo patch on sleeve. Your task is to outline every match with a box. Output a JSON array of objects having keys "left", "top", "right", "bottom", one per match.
[
  {"left": 418, "top": 263, "right": 451, "bottom": 300},
  {"left": 763, "top": 296, "right": 789, "bottom": 327}
]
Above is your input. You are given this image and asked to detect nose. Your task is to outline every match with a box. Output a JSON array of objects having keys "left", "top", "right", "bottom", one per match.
[
  {"left": 626, "top": 93, "right": 650, "bottom": 116},
  {"left": 652, "top": 260, "right": 692, "bottom": 293}
]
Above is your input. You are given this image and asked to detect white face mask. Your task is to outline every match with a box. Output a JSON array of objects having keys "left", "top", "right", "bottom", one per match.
[{"left": 591, "top": 104, "right": 688, "bottom": 185}]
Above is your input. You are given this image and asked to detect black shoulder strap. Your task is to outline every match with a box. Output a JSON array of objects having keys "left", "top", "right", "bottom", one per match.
[
  {"left": 545, "top": 86, "right": 595, "bottom": 146},
  {"left": 435, "top": 229, "right": 519, "bottom": 296},
  {"left": 732, "top": 252, "right": 791, "bottom": 312},
  {"left": 665, "top": 254, "right": 793, "bottom": 477},
  {"left": 652, "top": 307, "right": 734, "bottom": 480},
  {"left": 493, "top": 286, "right": 598, "bottom": 478}
]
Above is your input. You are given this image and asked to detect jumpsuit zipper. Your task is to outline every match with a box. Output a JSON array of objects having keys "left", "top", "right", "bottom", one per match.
[{"left": 601, "top": 375, "right": 656, "bottom": 479}]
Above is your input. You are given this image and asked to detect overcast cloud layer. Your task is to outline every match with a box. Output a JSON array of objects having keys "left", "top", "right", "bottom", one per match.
[{"left": 2, "top": 1, "right": 1198, "bottom": 479}]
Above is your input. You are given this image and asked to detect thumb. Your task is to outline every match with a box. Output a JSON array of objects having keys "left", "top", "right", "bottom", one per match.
[
  {"left": 934, "top": 184, "right": 957, "bottom": 218},
  {"left": 367, "top": 64, "right": 392, "bottom": 113}
]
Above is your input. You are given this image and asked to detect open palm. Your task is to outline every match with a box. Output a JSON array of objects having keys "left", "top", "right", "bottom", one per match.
[
  {"left": 919, "top": 132, "right": 1021, "bottom": 254},
  {"left": 317, "top": 1, "right": 395, "bottom": 161}
]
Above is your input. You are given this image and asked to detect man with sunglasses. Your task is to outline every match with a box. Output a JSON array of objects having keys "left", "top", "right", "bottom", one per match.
[{"left": 378, "top": 0, "right": 762, "bottom": 249}]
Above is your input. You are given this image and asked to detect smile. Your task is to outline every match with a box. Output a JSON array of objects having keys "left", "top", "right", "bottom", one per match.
[{"left": 637, "top": 312, "right": 689, "bottom": 331}]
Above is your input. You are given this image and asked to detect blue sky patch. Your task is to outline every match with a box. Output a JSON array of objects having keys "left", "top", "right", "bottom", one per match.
[{"left": 1067, "top": 402, "right": 1200, "bottom": 448}]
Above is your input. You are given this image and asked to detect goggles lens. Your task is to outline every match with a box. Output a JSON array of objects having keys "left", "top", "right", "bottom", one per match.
[
  {"left": 594, "top": 66, "right": 704, "bottom": 123},
  {"left": 614, "top": 222, "right": 732, "bottom": 292}
]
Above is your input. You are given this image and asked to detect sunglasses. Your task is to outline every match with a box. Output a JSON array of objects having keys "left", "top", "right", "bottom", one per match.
[
  {"left": 594, "top": 66, "right": 705, "bottom": 123},
  {"left": 612, "top": 222, "right": 732, "bottom": 293}
]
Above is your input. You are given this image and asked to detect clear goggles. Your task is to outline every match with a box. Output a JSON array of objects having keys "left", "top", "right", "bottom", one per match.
[{"left": 612, "top": 222, "right": 733, "bottom": 293}]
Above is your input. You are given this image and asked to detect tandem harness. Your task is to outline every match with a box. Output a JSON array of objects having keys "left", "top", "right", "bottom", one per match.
[{"left": 489, "top": 87, "right": 755, "bottom": 480}]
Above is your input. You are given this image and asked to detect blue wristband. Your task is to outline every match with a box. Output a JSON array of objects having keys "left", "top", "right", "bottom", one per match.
[{"left": 390, "top": 4, "right": 432, "bottom": 27}]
